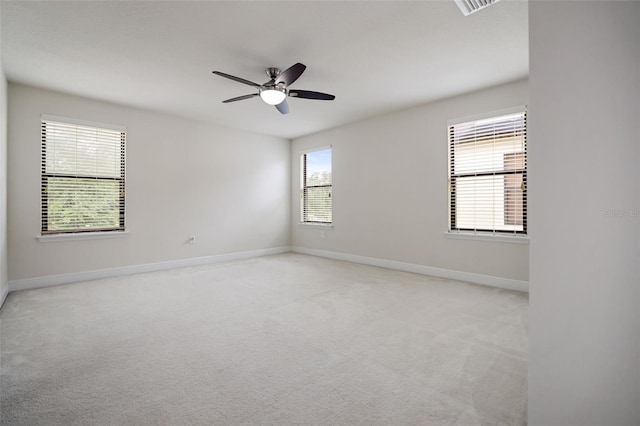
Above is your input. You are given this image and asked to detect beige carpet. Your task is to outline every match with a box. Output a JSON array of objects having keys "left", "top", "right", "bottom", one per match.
[{"left": 0, "top": 253, "right": 528, "bottom": 425}]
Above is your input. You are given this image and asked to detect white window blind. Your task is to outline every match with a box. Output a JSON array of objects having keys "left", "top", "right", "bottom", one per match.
[
  {"left": 301, "top": 148, "right": 332, "bottom": 224},
  {"left": 41, "top": 116, "right": 126, "bottom": 234},
  {"left": 448, "top": 109, "right": 527, "bottom": 235}
]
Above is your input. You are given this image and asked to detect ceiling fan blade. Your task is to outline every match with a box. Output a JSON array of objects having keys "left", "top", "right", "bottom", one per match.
[
  {"left": 212, "top": 71, "right": 262, "bottom": 88},
  {"left": 275, "top": 63, "right": 306, "bottom": 87},
  {"left": 222, "top": 93, "right": 259, "bottom": 103},
  {"left": 289, "top": 90, "right": 335, "bottom": 101},
  {"left": 275, "top": 100, "right": 289, "bottom": 114}
]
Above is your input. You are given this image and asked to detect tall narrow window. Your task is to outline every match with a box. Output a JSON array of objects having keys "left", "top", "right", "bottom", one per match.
[
  {"left": 448, "top": 108, "right": 527, "bottom": 235},
  {"left": 301, "top": 147, "right": 332, "bottom": 224},
  {"left": 41, "top": 115, "right": 126, "bottom": 235}
]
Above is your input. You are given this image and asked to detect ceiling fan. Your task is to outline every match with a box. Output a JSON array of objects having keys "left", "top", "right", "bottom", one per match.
[{"left": 212, "top": 63, "right": 335, "bottom": 115}]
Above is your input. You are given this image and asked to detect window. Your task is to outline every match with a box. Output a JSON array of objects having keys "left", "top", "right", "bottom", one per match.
[
  {"left": 301, "top": 147, "right": 332, "bottom": 224},
  {"left": 41, "top": 115, "right": 126, "bottom": 235},
  {"left": 448, "top": 108, "right": 527, "bottom": 235}
]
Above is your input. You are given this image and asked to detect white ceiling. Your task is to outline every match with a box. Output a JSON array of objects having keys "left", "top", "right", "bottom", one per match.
[{"left": 1, "top": 1, "right": 528, "bottom": 140}]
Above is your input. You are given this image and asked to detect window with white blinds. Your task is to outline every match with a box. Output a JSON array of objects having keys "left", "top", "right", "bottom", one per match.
[
  {"left": 301, "top": 148, "right": 332, "bottom": 224},
  {"left": 41, "top": 116, "right": 126, "bottom": 234},
  {"left": 448, "top": 108, "right": 527, "bottom": 235}
]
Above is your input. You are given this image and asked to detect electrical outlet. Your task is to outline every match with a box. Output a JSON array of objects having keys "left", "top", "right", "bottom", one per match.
[
  {"left": 320, "top": 231, "right": 325, "bottom": 239},
  {"left": 189, "top": 235, "right": 196, "bottom": 245}
]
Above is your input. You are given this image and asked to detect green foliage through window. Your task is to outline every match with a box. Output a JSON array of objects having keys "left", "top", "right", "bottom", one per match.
[
  {"left": 46, "top": 178, "right": 120, "bottom": 231},
  {"left": 41, "top": 117, "right": 126, "bottom": 234}
]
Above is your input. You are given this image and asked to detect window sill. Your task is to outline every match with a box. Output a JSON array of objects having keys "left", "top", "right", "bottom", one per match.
[
  {"left": 445, "top": 231, "right": 529, "bottom": 244},
  {"left": 298, "top": 222, "right": 333, "bottom": 229},
  {"left": 37, "top": 230, "right": 129, "bottom": 243}
]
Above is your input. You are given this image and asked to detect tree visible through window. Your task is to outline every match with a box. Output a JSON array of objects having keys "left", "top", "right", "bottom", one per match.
[
  {"left": 301, "top": 148, "right": 332, "bottom": 224},
  {"left": 448, "top": 109, "right": 527, "bottom": 235},
  {"left": 41, "top": 116, "right": 126, "bottom": 234}
]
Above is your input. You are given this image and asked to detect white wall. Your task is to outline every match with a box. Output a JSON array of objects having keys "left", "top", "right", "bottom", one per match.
[
  {"left": 7, "top": 83, "right": 290, "bottom": 281},
  {"left": 291, "top": 79, "right": 529, "bottom": 283},
  {"left": 529, "top": 1, "right": 640, "bottom": 425},
  {"left": 0, "top": 5, "right": 9, "bottom": 306}
]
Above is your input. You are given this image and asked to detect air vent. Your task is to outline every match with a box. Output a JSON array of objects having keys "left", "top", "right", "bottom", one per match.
[{"left": 454, "top": 0, "right": 501, "bottom": 16}]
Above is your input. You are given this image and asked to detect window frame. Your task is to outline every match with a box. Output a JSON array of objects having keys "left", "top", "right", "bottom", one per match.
[
  {"left": 40, "top": 115, "right": 126, "bottom": 236},
  {"left": 447, "top": 106, "right": 527, "bottom": 237},
  {"left": 300, "top": 146, "right": 333, "bottom": 225}
]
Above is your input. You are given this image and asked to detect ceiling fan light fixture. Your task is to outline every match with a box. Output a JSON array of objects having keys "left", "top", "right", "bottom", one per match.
[{"left": 260, "top": 87, "right": 287, "bottom": 105}]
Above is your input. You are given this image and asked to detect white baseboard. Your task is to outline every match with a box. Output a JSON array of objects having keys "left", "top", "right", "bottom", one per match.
[
  {"left": 291, "top": 246, "right": 529, "bottom": 293},
  {"left": 0, "top": 283, "right": 8, "bottom": 309},
  {"left": 6, "top": 245, "right": 528, "bottom": 294},
  {"left": 8, "top": 246, "right": 291, "bottom": 292}
]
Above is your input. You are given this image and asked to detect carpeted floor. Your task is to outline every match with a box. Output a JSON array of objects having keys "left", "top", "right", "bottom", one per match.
[{"left": 0, "top": 253, "right": 528, "bottom": 425}]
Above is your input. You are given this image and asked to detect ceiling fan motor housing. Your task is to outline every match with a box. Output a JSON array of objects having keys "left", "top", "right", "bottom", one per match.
[{"left": 266, "top": 67, "right": 281, "bottom": 80}]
